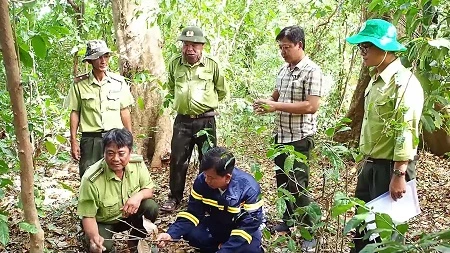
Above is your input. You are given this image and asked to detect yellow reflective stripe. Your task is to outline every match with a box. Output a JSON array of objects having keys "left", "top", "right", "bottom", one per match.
[
  {"left": 243, "top": 200, "right": 264, "bottom": 211},
  {"left": 227, "top": 206, "right": 241, "bottom": 213},
  {"left": 230, "top": 229, "right": 252, "bottom": 244},
  {"left": 191, "top": 189, "right": 203, "bottom": 200},
  {"left": 177, "top": 212, "right": 199, "bottom": 226}
]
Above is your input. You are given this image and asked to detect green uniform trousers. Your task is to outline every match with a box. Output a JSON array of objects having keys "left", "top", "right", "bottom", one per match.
[
  {"left": 84, "top": 199, "right": 159, "bottom": 253},
  {"left": 79, "top": 136, "right": 104, "bottom": 177},
  {"left": 352, "top": 159, "right": 417, "bottom": 252},
  {"left": 274, "top": 136, "right": 314, "bottom": 228}
]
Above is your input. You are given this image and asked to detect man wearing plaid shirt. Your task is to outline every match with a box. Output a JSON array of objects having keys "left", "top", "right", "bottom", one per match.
[{"left": 253, "top": 25, "right": 326, "bottom": 251}]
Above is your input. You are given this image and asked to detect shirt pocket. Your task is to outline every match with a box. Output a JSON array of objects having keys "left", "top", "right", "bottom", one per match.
[
  {"left": 374, "top": 97, "right": 395, "bottom": 118},
  {"left": 100, "top": 199, "right": 120, "bottom": 220},
  {"left": 106, "top": 92, "right": 121, "bottom": 111},
  {"left": 80, "top": 93, "right": 96, "bottom": 110},
  {"left": 198, "top": 72, "right": 213, "bottom": 90},
  {"left": 175, "top": 72, "right": 187, "bottom": 86}
]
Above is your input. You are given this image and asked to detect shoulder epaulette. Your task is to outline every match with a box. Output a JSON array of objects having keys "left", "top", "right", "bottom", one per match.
[
  {"left": 169, "top": 55, "right": 183, "bottom": 65},
  {"left": 108, "top": 72, "right": 125, "bottom": 83},
  {"left": 88, "top": 167, "right": 104, "bottom": 182},
  {"left": 74, "top": 73, "right": 89, "bottom": 83},
  {"left": 203, "top": 55, "right": 219, "bottom": 65},
  {"left": 129, "top": 154, "right": 144, "bottom": 163}
]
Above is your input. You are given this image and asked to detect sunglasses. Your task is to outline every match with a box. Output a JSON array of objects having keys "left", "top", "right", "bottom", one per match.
[{"left": 357, "top": 43, "right": 373, "bottom": 55}]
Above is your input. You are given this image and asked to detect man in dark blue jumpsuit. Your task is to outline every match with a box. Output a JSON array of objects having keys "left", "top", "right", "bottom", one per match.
[{"left": 157, "top": 147, "right": 264, "bottom": 253}]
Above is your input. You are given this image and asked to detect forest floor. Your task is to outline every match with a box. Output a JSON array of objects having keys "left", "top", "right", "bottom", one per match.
[{"left": 0, "top": 147, "right": 449, "bottom": 253}]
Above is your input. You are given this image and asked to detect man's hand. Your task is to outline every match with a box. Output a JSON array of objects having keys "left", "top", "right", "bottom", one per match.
[
  {"left": 389, "top": 175, "right": 406, "bottom": 201},
  {"left": 121, "top": 193, "right": 142, "bottom": 217},
  {"left": 156, "top": 233, "right": 172, "bottom": 248},
  {"left": 253, "top": 99, "right": 276, "bottom": 114},
  {"left": 70, "top": 139, "right": 80, "bottom": 161},
  {"left": 89, "top": 234, "right": 106, "bottom": 253}
]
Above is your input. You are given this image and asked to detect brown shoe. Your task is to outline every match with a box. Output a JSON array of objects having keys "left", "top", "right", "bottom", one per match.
[{"left": 160, "top": 198, "right": 178, "bottom": 212}]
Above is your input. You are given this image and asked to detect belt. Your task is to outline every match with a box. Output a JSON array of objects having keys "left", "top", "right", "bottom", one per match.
[
  {"left": 366, "top": 158, "right": 393, "bottom": 165},
  {"left": 82, "top": 132, "right": 106, "bottom": 138},
  {"left": 178, "top": 110, "right": 217, "bottom": 119}
]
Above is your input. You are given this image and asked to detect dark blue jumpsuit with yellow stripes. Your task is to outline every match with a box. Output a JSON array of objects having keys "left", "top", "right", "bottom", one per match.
[{"left": 167, "top": 168, "right": 264, "bottom": 253}]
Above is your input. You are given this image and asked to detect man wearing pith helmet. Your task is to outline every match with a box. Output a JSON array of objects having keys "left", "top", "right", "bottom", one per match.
[
  {"left": 161, "top": 26, "right": 228, "bottom": 212},
  {"left": 65, "top": 40, "right": 134, "bottom": 177},
  {"left": 346, "top": 19, "right": 423, "bottom": 252}
]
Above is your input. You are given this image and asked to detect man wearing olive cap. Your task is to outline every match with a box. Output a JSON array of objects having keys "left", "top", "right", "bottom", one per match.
[
  {"left": 65, "top": 40, "right": 134, "bottom": 177},
  {"left": 346, "top": 19, "right": 423, "bottom": 252},
  {"left": 161, "top": 26, "right": 228, "bottom": 212}
]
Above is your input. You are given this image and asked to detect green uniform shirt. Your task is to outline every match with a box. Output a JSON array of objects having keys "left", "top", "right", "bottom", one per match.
[
  {"left": 77, "top": 154, "right": 155, "bottom": 223},
  {"left": 167, "top": 55, "right": 227, "bottom": 115},
  {"left": 360, "top": 59, "right": 423, "bottom": 161},
  {"left": 65, "top": 71, "right": 134, "bottom": 132}
]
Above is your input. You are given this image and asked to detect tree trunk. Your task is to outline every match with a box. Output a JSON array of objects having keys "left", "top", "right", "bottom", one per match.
[
  {"left": 0, "top": 1, "right": 44, "bottom": 252},
  {"left": 111, "top": 0, "right": 172, "bottom": 168}
]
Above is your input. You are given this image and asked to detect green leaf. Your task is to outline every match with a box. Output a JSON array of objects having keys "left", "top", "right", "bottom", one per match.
[
  {"left": 137, "top": 97, "right": 145, "bottom": 110},
  {"left": 0, "top": 215, "right": 7, "bottom": 223},
  {"left": 299, "top": 226, "right": 313, "bottom": 240},
  {"left": 56, "top": 135, "right": 66, "bottom": 144},
  {"left": 0, "top": 221, "right": 9, "bottom": 246},
  {"left": 278, "top": 188, "right": 295, "bottom": 202},
  {"left": 31, "top": 35, "right": 47, "bottom": 59},
  {"left": 360, "top": 243, "right": 382, "bottom": 253},
  {"left": 276, "top": 198, "right": 287, "bottom": 216},
  {"left": 0, "top": 189, "right": 4, "bottom": 199},
  {"left": 287, "top": 237, "right": 296, "bottom": 251},
  {"left": 395, "top": 223, "right": 408, "bottom": 235},
  {"left": 434, "top": 245, "right": 450, "bottom": 252},
  {"left": 19, "top": 46, "right": 33, "bottom": 68},
  {"left": 331, "top": 203, "right": 353, "bottom": 218},
  {"left": 58, "top": 181, "right": 75, "bottom": 193},
  {"left": 375, "top": 213, "right": 393, "bottom": 240},
  {"left": 48, "top": 26, "right": 70, "bottom": 36},
  {"left": 19, "top": 222, "right": 38, "bottom": 234},
  {"left": 325, "top": 127, "right": 335, "bottom": 137},
  {"left": 368, "top": 0, "right": 382, "bottom": 11},
  {"left": 283, "top": 154, "right": 295, "bottom": 172},
  {"left": 274, "top": 27, "right": 281, "bottom": 36},
  {"left": 45, "top": 141, "right": 57, "bottom": 155},
  {"left": 0, "top": 160, "right": 8, "bottom": 174},
  {"left": 344, "top": 213, "right": 368, "bottom": 234}
]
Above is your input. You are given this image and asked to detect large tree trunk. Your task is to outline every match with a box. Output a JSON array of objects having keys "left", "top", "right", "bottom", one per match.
[
  {"left": 111, "top": 0, "right": 172, "bottom": 168},
  {"left": 0, "top": 1, "right": 44, "bottom": 252}
]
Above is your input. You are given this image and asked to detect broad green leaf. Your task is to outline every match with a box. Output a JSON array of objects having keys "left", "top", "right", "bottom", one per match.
[
  {"left": 360, "top": 243, "right": 382, "bottom": 253},
  {"left": 274, "top": 27, "right": 281, "bottom": 36},
  {"left": 368, "top": 0, "right": 382, "bottom": 11},
  {"left": 276, "top": 198, "right": 287, "bottom": 216},
  {"left": 48, "top": 26, "right": 70, "bottom": 36},
  {"left": 262, "top": 228, "right": 271, "bottom": 240},
  {"left": 344, "top": 213, "right": 369, "bottom": 234},
  {"left": 434, "top": 245, "right": 450, "bottom": 252},
  {"left": 254, "top": 169, "right": 263, "bottom": 182},
  {"left": 325, "top": 127, "right": 335, "bottom": 137},
  {"left": 0, "top": 221, "right": 9, "bottom": 246},
  {"left": 0, "top": 160, "right": 8, "bottom": 174},
  {"left": 395, "top": 223, "right": 408, "bottom": 235},
  {"left": 0, "top": 214, "right": 7, "bottom": 222},
  {"left": 283, "top": 154, "right": 295, "bottom": 172},
  {"left": 375, "top": 213, "right": 393, "bottom": 240},
  {"left": 277, "top": 188, "right": 295, "bottom": 202},
  {"left": 19, "top": 222, "right": 38, "bottom": 234},
  {"left": 45, "top": 141, "right": 57, "bottom": 155},
  {"left": 19, "top": 46, "right": 33, "bottom": 68},
  {"left": 31, "top": 35, "right": 47, "bottom": 59},
  {"left": 287, "top": 237, "right": 296, "bottom": 251},
  {"left": 56, "top": 135, "right": 66, "bottom": 144},
  {"left": 331, "top": 202, "right": 353, "bottom": 218},
  {"left": 299, "top": 226, "right": 313, "bottom": 240}
]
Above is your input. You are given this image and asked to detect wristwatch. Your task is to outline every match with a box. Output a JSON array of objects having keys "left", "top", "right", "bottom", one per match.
[{"left": 393, "top": 169, "right": 406, "bottom": 177}]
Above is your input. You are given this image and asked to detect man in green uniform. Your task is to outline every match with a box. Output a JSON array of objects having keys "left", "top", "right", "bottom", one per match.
[
  {"left": 78, "top": 128, "right": 159, "bottom": 253},
  {"left": 346, "top": 19, "right": 424, "bottom": 252},
  {"left": 65, "top": 40, "right": 134, "bottom": 177},
  {"left": 161, "top": 26, "right": 228, "bottom": 212}
]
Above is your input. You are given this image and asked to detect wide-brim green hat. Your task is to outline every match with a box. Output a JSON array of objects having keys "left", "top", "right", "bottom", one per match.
[
  {"left": 346, "top": 19, "right": 406, "bottom": 52},
  {"left": 177, "top": 26, "right": 207, "bottom": 44},
  {"left": 82, "top": 40, "right": 113, "bottom": 62}
]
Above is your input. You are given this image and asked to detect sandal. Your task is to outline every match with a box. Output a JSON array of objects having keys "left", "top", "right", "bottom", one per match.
[{"left": 160, "top": 198, "right": 178, "bottom": 212}]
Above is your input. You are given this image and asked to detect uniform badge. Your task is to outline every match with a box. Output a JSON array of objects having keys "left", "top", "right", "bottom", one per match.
[{"left": 186, "top": 30, "right": 194, "bottom": 37}]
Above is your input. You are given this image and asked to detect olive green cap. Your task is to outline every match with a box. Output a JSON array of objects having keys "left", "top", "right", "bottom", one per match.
[{"left": 177, "top": 26, "right": 206, "bottom": 44}]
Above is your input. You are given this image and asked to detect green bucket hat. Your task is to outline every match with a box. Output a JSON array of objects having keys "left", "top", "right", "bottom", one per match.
[
  {"left": 177, "top": 26, "right": 207, "bottom": 44},
  {"left": 346, "top": 19, "right": 406, "bottom": 52},
  {"left": 82, "top": 40, "right": 112, "bottom": 62}
]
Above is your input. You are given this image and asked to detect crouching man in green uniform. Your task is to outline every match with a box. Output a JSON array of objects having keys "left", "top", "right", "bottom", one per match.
[{"left": 77, "top": 128, "right": 159, "bottom": 253}]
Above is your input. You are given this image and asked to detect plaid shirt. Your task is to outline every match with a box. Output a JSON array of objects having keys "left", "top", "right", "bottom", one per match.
[{"left": 275, "top": 56, "right": 325, "bottom": 144}]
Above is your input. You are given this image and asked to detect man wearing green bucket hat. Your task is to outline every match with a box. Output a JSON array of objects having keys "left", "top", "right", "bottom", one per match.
[
  {"left": 65, "top": 40, "right": 134, "bottom": 177},
  {"left": 346, "top": 19, "right": 424, "bottom": 252},
  {"left": 161, "top": 26, "right": 228, "bottom": 212}
]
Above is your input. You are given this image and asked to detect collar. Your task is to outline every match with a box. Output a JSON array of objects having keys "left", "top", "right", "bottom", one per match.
[
  {"left": 104, "top": 160, "right": 134, "bottom": 181},
  {"left": 89, "top": 71, "right": 110, "bottom": 86},
  {"left": 181, "top": 54, "right": 205, "bottom": 67},
  {"left": 286, "top": 55, "right": 310, "bottom": 71},
  {"left": 377, "top": 58, "right": 402, "bottom": 84}
]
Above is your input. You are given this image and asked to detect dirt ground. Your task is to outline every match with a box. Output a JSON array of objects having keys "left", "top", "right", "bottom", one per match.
[{"left": 0, "top": 149, "right": 449, "bottom": 252}]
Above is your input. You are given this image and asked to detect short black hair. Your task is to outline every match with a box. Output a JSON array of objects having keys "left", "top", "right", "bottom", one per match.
[
  {"left": 276, "top": 25, "right": 306, "bottom": 50},
  {"left": 200, "top": 147, "right": 235, "bottom": 177},
  {"left": 102, "top": 128, "right": 133, "bottom": 152}
]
